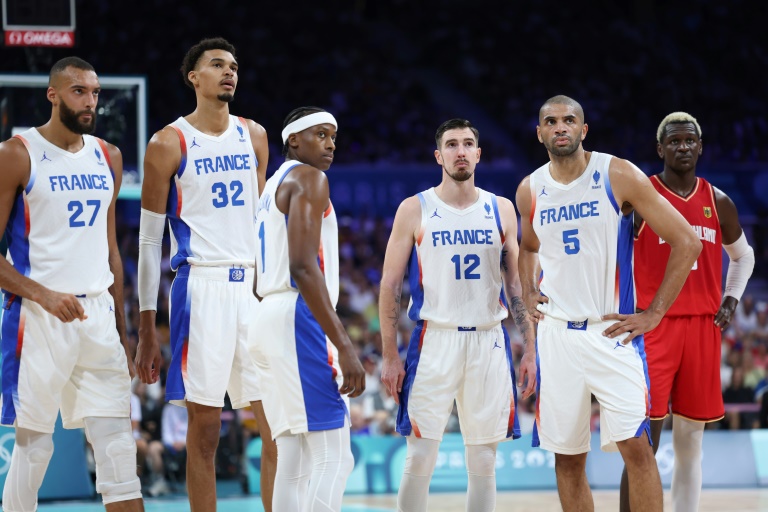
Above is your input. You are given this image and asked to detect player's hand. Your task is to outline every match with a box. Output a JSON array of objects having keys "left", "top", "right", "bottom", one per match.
[
  {"left": 39, "top": 290, "right": 88, "bottom": 323},
  {"left": 338, "top": 349, "right": 366, "bottom": 398},
  {"left": 524, "top": 291, "right": 548, "bottom": 322},
  {"left": 715, "top": 296, "right": 739, "bottom": 331},
  {"left": 381, "top": 354, "right": 406, "bottom": 405},
  {"left": 602, "top": 310, "right": 662, "bottom": 344},
  {"left": 125, "top": 348, "right": 137, "bottom": 380},
  {"left": 517, "top": 350, "right": 537, "bottom": 400},
  {"left": 135, "top": 328, "right": 163, "bottom": 384}
]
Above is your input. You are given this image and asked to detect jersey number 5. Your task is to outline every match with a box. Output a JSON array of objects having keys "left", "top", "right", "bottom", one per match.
[
  {"left": 451, "top": 254, "right": 481, "bottom": 280},
  {"left": 563, "top": 229, "right": 580, "bottom": 255}
]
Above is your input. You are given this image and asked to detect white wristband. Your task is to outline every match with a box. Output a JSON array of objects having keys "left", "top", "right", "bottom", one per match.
[
  {"left": 138, "top": 209, "right": 166, "bottom": 312},
  {"left": 723, "top": 232, "right": 754, "bottom": 302}
]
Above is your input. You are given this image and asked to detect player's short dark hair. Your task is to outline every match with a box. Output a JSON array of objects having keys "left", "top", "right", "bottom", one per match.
[
  {"left": 282, "top": 106, "right": 327, "bottom": 156},
  {"left": 49, "top": 57, "right": 95, "bottom": 86},
  {"left": 435, "top": 119, "right": 479, "bottom": 148},
  {"left": 180, "top": 37, "right": 237, "bottom": 89},
  {"left": 539, "top": 95, "right": 585, "bottom": 123}
]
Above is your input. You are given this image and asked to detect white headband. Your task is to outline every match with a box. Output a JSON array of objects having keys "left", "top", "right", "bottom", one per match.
[{"left": 281, "top": 112, "right": 338, "bottom": 144}]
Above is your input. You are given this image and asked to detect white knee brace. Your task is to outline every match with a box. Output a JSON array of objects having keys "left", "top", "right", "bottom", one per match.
[
  {"left": 2, "top": 428, "right": 54, "bottom": 512},
  {"left": 83, "top": 417, "right": 142, "bottom": 505}
]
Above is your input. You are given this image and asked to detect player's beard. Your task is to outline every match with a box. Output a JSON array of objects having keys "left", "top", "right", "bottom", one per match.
[
  {"left": 445, "top": 164, "right": 474, "bottom": 182},
  {"left": 59, "top": 98, "right": 96, "bottom": 134},
  {"left": 217, "top": 93, "right": 234, "bottom": 103},
  {"left": 545, "top": 133, "right": 582, "bottom": 157}
]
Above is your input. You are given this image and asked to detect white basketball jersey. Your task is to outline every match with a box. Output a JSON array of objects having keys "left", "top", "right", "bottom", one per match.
[
  {"left": 166, "top": 116, "right": 258, "bottom": 270},
  {"left": 407, "top": 187, "right": 508, "bottom": 327},
  {"left": 5, "top": 128, "right": 114, "bottom": 295},
  {"left": 529, "top": 152, "right": 635, "bottom": 322},
  {"left": 255, "top": 160, "right": 339, "bottom": 306}
]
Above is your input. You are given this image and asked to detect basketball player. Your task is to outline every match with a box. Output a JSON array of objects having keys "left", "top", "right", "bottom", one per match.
[
  {"left": 0, "top": 57, "right": 143, "bottom": 511},
  {"left": 249, "top": 106, "right": 365, "bottom": 512},
  {"left": 133, "top": 38, "right": 274, "bottom": 512},
  {"left": 516, "top": 96, "right": 702, "bottom": 512},
  {"left": 619, "top": 112, "right": 755, "bottom": 512},
  {"left": 379, "top": 119, "right": 537, "bottom": 512}
]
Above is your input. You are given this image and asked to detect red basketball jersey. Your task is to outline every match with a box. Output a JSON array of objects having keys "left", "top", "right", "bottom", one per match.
[{"left": 634, "top": 176, "right": 722, "bottom": 316}]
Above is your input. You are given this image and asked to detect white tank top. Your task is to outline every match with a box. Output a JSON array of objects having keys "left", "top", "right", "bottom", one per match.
[
  {"left": 407, "top": 187, "right": 508, "bottom": 327},
  {"left": 255, "top": 160, "right": 339, "bottom": 306},
  {"left": 529, "top": 152, "right": 636, "bottom": 322},
  {"left": 166, "top": 115, "right": 258, "bottom": 270},
  {"left": 6, "top": 128, "right": 114, "bottom": 295}
]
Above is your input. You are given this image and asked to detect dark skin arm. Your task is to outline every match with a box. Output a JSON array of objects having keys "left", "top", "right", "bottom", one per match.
[
  {"left": 0, "top": 138, "right": 86, "bottom": 322},
  {"left": 103, "top": 142, "right": 135, "bottom": 379},
  {"left": 713, "top": 186, "right": 745, "bottom": 330},
  {"left": 275, "top": 165, "right": 365, "bottom": 398},
  {"left": 515, "top": 176, "right": 548, "bottom": 322},
  {"left": 135, "top": 127, "right": 179, "bottom": 384}
]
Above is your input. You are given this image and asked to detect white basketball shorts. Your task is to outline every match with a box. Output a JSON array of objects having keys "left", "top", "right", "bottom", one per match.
[
  {"left": 166, "top": 265, "right": 261, "bottom": 408},
  {"left": 533, "top": 316, "right": 651, "bottom": 454},
  {"left": 1, "top": 291, "right": 130, "bottom": 433}
]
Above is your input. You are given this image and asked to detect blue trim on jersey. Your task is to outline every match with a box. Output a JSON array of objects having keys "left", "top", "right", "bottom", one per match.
[
  {"left": 406, "top": 247, "right": 424, "bottom": 321},
  {"left": 603, "top": 167, "right": 620, "bottom": 214},
  {"left": 632, "top": 334, "right": 652, "bottom": 444},
  {"left": 294, "top": 294, "right": 347, "bottom": 431},
  {"left": 166, "top": 181, "right": 193, "bottom": 271},
  {"left": 166, "top": 265, "right": 191, "bottom": 402},
  {"left": 490, "top": 195, "right": 503, "bottom": 239},
  {"left": 1, "top": 293, "right": 23, "bottom": 426},
  {"left": 397, "top": 321, "right": 426, "bottom": 436},
  {"left": 24, "top": 169, "right": 37, "bottom": 195},
  {"left": 277, "top": 163, "right": 302, "bottom": 188},
  {"left": 503, "top": 327, "right": 522, "bottom": 439},
  {"left": 5, "top": 194, "right": 31, "bottom": 278},
  {"left": 531, "top": 335, "right": 541, "bottom": 448},
  {"left": 616, "top": 213, "right": 635, "bottom": 315}
]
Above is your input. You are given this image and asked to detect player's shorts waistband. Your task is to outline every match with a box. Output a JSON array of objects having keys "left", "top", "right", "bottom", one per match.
[
  {"left": 540, "top": 316, "right": 613, "bottom": 332},
  {"left": 420, "top": 320, "right": 501, "bottom": 332},
  {"left": 72, "top": 290, "right": 110, "bottom": 299},
  {"left": 176, "top": 264, "right": 254, "bottom": 282}
]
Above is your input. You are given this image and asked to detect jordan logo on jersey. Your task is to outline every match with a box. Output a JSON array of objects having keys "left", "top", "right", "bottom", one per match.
[
  {"left": 190, "top": 137, "right": 201, "bottom": 149},
  {"left": 229, "top": 268, "right": 245, "bottom": 282},
  {"left": 493, "top": 340, "right": 502, "bottom": 350},
  {"left": 94, "top": 148, "right": 105, "bottom": 166},
  {"left": 539, "top": 186, "right": 548, "bottom": 197},
  {"left": 41, "top": 151, "right": 52, "bottom": 162},
  {"left": 430, "top": 209, "right": 441, "bottom": 219},
  {"left": 614, "top": 341, "right": 624, "bottom": 349}
]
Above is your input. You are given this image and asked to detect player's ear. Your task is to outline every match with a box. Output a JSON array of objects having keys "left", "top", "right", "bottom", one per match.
[
  {"left": 698, "top": 139, "right": 703, "bottom": 156},
  {"left": 288, "top": 133, "right": 300, "bottom": 151},
  {"left": 656, "top": 141, "right": 664, "bottom": 159},
  {"left": 188, "top": 70, "right": 198, "bottom": 88},
  {"left": 434, "top": 149, "right": 442, "bottom": 166},
  {"left": 581, "top": 122, "right": 588, "bottom": 141},
  {"left": 476, "top": 146, "right": 481, "bottom": 162},
  {"left": 46, "top": 87, "right": 57, "bottom": 105},
  {"left": 536, "top": 125, "right": 543, "bottom": 144}
]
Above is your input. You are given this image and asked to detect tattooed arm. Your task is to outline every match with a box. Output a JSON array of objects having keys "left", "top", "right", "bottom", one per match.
[
  {"left": 379, "top": 196, "right": 421, "bottom": 404},
  {"left": 498, "top": 197, "right": 537, "bottom": 399}
]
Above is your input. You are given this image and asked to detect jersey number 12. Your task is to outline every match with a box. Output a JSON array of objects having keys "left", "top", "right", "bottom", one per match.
[{"left": 451, "top": 254, "right": 481, "bottom": 280}]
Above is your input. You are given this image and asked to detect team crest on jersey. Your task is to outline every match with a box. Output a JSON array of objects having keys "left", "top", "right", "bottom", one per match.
[
  {"left": 236, "top": 124, "right": 246, "bottom": 142},
  {"left": 591, "top": 170, "right": 601, "bottom": 189},
  {"left": 703, "top": 206, "right": 712, "bottom": 218},
  {"left": 229, "top": 268, "right": 245, "bottom": 282},
  {"left": 484, "top": 202, "right": 494, "bottom": 219},
  {"left": 94, "top": 148, "right": 105, "bottom": 166}
]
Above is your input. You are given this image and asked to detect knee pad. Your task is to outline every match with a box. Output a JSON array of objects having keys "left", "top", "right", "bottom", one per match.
[
  {"left": 465, "top": 443, "right": 498, "bottom": 477},
  {"left": 2, "top": 429, "right": 54, "bottom": 512},
  {"left": 84, "top": 417, "right": 142, "bottom": 505},
  {"left": 404, "top": 437, "right": 440, "bottom": 477}
]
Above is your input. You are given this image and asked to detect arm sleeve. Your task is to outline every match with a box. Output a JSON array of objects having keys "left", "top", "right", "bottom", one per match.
[
  {"left": 138, "top": 208, "right": 166, "bottom": 312},
  {"left": 723, "top": 232, "right": 755, "bottom": 301}
]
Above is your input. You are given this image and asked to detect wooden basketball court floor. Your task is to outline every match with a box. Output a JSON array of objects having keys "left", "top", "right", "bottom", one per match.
[{"left": 34, "top": 488, "right": 768, "bottom": 511}]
